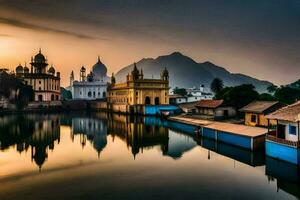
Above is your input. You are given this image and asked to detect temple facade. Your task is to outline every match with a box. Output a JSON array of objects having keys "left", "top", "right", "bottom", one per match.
[
  {"left": 15, "top": 49, "right": 61, "bottom": 102},
  {"left": 69, "top": 57, "right": 109, "bottom": 100},
  {"left": 107, "top": 63, "right": 170, "bottom": 114}
]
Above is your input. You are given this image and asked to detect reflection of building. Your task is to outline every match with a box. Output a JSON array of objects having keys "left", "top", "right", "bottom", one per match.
[
  {"left": 107, "top": 114, "right": 169, "bottom": 158},
  {"left": 266, "top": 101, "right": 300, "bottom": 165},
  {"left": 266, "top": 157, "right": 300, "bottom": 199},
  {"left": 0, "top": 114, "right": 60, "bottom": 170},
  {"left": 70, "top": 115, "right": 107, "bottom": 156},
  {"left": 15, "top": 49, "right": 61, "bottom": 101},
  {"left": 108, "top": 63, "right": 170, "bottom": 114},
  {"left": 194, "top": 137, "right": 265, "bottom": 167},
  {"left": 69, "top": 57, "right": 109, "bottom": 100},
  {"left": 27, "top": 114, "right": 60, "bottom": 170}
]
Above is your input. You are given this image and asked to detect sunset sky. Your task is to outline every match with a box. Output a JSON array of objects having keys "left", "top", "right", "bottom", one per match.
[{"left": 0, "top": 0, "right": 299, "bottom": 87}]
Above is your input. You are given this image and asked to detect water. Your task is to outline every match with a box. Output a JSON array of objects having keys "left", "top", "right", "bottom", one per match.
[{"left": 0, "top": 112, "right": 299, "bottom": 200}]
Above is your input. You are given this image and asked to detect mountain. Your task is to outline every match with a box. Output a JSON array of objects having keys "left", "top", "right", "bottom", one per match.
[
  {"left": 115, "top": 52, "right": 272, "bottom": 93},
  {"left": 288, "top": 79, "right": 300, "bottom": 89}
]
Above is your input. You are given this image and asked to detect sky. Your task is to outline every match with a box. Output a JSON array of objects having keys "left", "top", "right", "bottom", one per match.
[{"left": 0, "top": 0, "right": 299, "bottom": 87}]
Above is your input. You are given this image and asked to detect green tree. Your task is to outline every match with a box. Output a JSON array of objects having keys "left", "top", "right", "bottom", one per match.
[
  {"left": 215, "top": 84, "right": 259, "bottom": 109},
  {"left": 259, "top": 93, "right": 277, "bottom": 101},
  {"left": 274, "top": 86, "right": 300, "bottom": 104},
  {"left": 267, "top": 84, "right": 278, "bottom": 93},
  {"left": 61, "top": 87, "right": 72, "bottom": 100},
  {"left": 173, "top": 87, "right": 187, "bottom": 96},
  {"left": 211, "top": 78, "right": 224, "bottom": 94}
]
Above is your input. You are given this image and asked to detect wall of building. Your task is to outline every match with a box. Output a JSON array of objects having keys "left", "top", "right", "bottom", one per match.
[
  {"left": 215, "top": 107, "right": 236, "bottom": 118},
  {"left": 197, "top": 108, "right": 214, "bottom": 115},
  {"left": 72, "top": 84, "right": 107, "bottom": 100},
  {"left": 24, "top": 76, "right": 60, "bottom": 101},
  {"left": 278, "top": 120, "right": 299, "bottom": 142},
  {"left": 244, "top": 113, "right": 277, "bottom": 127},
  {"left": 266, "top": 140, "right": 299, "bottom": 164}
]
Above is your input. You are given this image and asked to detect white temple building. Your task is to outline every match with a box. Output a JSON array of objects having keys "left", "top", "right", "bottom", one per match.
[{"left": 69, "top": 57, "right": 109, "bottom": 100}]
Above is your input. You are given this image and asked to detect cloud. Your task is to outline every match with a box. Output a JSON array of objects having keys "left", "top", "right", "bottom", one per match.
[
  {"left": 0, "top": 17, "right": 95, "bottom": 40},
  {"left": 0, "top": 33, "right": 11, "bottom": 37}
]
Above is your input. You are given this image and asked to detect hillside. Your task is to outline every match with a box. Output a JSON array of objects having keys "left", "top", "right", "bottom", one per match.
[{"left": 115, "top": 52, "right": 272, "bottom": 93}]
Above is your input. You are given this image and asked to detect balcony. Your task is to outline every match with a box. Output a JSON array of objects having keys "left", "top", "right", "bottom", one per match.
[{"left": 266, "top": 134, "right": 300, "bottom": 148}]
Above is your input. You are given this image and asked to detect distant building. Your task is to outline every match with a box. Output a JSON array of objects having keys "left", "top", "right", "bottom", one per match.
[
  {"left": 195, "top": 99, "right": 236, "bottom": 120},
  {"left": 169, "top": 85, "right": 213, "bottom": 105},
  {"left": 265, "top": 101, "right": 300, "bottom": 165},
  {"left": 169, "top": 94, "right": 187, "bottom": 104},
  {"left": 178, "top": 102, "right": 198, "bottom": 114},
  {"left": 186, "top": 85, "right": 213, "bottom": 101},
  {"left": 239, "top": 101, "right": 285, "bottom": 127},
  {"left": 15, "top": 49, "right": 61, "bottom": 102},
  {"left": 108, "top": 63, "right": 175, "bottom": 115},
  {"left": 69, "top": 57, "right": 109, "bottom": 100}
]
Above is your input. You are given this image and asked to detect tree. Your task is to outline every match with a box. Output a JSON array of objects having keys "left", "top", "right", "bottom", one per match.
[
  {"left": 61, "top": 87, "right": 72, "bottom": 100},
  {"left": 16, "top": 85, "right": 34, "bottom": 109},
  {"left": 211, "top": 78, "right": 224, "bottom": 94},
  {"left": 267, "top": 84, "right": 278, "bottom": 93},
  {"left": 215, "top": 84, "right": 259, "bottom": 109},
  {"left": 259, "top": 93, "right": 277, "bottom": 101},
  {"left": 274, "top": 86, "right": 300, "bottom": 104},
  {"left": 173, "top": 87, "right": 187, "bottom": 96}
]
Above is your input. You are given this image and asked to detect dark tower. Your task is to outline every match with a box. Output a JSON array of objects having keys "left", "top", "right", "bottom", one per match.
[
  {"left": 161, "top": 67, "right": 169, "bottom": 81},
  {"left": 131, "top": 62, "right": 140, "bottom": 80},
  {"left": 80, "top": 66, "right": 86, "bottom": 82},
  {"left": 111, "top": 72, "right": 116, "bottom": 85},
  {"left": 30, "top": 49, "right": 48, "bottom": 74}
]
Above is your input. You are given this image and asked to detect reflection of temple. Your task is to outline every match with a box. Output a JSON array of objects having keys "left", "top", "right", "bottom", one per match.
[
  {"left": 0, "top": 114, "right": 60, "bottom": 170},
  {"left": 70, "top": 113, "right": 108, "bottom": 156},
  {"left": 107, "top": 114, "right": 169, "bottom": 158},
  {"left": 27, "top": 114, "right": 60, "bottom": 170}
]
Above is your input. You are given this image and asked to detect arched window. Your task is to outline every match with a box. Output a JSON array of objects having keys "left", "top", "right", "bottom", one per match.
[
  {"left": 103, "top": 91, "right": 106, "bottom": 98},
  {"left": 155, "top": 97, "right": 160, "bottom": 105},
  {"left": 145, "top": 96, "right": 151, "bottom": 105},
  {"left": 88, "top": 91, "right": 92, "bottom": 98},
  {"left": 51, "top": 94, "right": 54, "bottom": 101}
]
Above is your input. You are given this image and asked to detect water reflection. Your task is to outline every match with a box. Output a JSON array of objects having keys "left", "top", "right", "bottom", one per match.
[
  {"left": 0, "top": 113, "right": 299, "bottom": 200},
  {"left": 0, "top": 114, "right": 60, "bottom": 170},
  {"left": 70, "top": 113, "right": 107, "bottom": 157},
  {"left": 266, "top": 157, "right": 300, "bottom": 198}
]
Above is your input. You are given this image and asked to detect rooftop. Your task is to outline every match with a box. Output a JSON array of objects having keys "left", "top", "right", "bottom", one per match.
[
  {"left": 170, "top": 116, "right": 267, "bottom": 138},
  {"left": 239, "top": 101, "right": 282, "bottom": 114},
  {"left": 169, "top": 94, "right": 185, "bottom": 99},
  {"left": 178, "top": 102, "right": 198, "bottom": 109},
  {"left": 266, "top": 101, "right": 300, "bottom": 122},
  {"left": 195, "top": 99, "right": 224, "bottom": 108}
]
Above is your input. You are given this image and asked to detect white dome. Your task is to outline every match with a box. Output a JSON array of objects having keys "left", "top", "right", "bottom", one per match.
[{"left": 92, "top": 57, "right": 107, "bottom": 79}]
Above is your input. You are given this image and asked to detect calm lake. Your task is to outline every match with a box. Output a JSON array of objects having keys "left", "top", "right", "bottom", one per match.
[{"left": 0, "top": 112, "right": 299, "bottom": 200}]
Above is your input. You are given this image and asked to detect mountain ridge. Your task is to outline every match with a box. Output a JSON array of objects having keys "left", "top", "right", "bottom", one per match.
[{"left": 115, "top": 52, "right": 272, "bottom": 93}]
